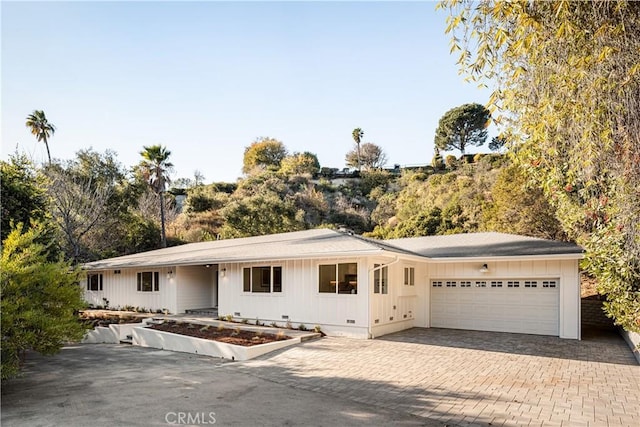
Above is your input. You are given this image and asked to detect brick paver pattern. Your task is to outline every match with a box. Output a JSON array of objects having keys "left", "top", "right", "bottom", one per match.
[{"left": 235, "top": 328, "right": 640, "bottom": 427}]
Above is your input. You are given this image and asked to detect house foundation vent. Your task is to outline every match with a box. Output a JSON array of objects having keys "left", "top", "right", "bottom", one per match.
[{"left": 346, "top": 319, "right": 355, "bottom": 324}]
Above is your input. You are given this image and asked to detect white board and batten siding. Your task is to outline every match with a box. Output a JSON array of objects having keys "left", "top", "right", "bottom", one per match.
[
  {"left": 368, "top": 258, "right": 427, "bottom": 338},
  {"left": 218, "top": 258, "right": 370, "bottom": 338},
  {"left": 83, "top": 267, "right": 178, "bottom": 314},
  {"left": 427, "top": 259, "right": 580, "bottom": 339}
]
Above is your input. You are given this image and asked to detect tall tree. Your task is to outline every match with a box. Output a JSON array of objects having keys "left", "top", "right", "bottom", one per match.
[
  {"left": 489, "top": 136, "right": 507, "bottom": 152},
  {"left": 351, "top": 128, "right": 364, "bottom": 171},
  {"left": 441, "top": 0, "right": 640, "bottom": 332},
  {"left": 45, "top": 165, "right": 112, "bottom": 261},
  {"left": 242, "top": 137, "right": 288, "bottom": 174},
  {"left": 25, "top": 110, "right": 56, "bottom": 164},
  {"left": 0, "top": 155, "right": 47, "bottom": 243},
  {"left": 279, "top": 152, "right": 321, "bottom": 176},
  {"left": 345, "top": 142, "right": 388, "bottom": 170},
  {"left": 434, "top": 103, "right": 491, "bottom": 154},
  {"left": 139, "top": 145, "right": 174, "bottom": 248}
]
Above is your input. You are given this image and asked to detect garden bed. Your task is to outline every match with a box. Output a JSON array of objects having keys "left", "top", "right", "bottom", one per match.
[
  {"left": 132, "top": 321, "right": 302, "bottom": 361},
  {"left": 148, "top": 321, "right": 290, "bottom": 346},
  {"left": 80, "top": 309, "right": 154, "bottom": 328}
]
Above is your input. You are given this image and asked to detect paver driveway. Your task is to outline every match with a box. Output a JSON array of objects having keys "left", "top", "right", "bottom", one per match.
[{"left": 236, "top": 328, "right": 639, "bottom": 427}]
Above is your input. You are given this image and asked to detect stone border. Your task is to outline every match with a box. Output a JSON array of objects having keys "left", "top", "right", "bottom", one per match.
[{"left": 131, "top": 325, "right": 303, "bottom": 361}]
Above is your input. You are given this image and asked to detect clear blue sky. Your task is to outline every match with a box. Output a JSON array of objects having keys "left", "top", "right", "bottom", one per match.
[{"left": 2, "top": 1, "right": 491, "bottom": 183}]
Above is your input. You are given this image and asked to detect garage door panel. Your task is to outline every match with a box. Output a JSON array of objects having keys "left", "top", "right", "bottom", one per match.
[
  {"left": 431, "top": 278, "right": 559, "bottom": 336},
  {"left": 458, "top": 294, "right": 476, "bottom": 304}
]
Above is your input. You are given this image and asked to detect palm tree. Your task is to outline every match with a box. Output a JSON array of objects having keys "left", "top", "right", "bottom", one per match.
[
  {"left": 26, "top": 110, "right": 56, "bottom": 164},
  {"left": 139, "top": 145, "right": 174, "bottom": 248},
  {"left": 352, "top": 128, "right": 364, "bottom": 171}
]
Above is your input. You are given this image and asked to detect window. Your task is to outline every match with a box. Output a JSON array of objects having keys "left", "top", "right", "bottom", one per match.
[
  {"left": 374, "top": 264, "right": 388, "bottom": 294},
  {"left": 87, "top": 273, "right": 103, "bottom": 291},
  {"left": 432, "top": 281, "right": 443, "bottom": 287},
  {"left": 491, "top": 281, "right": 503, "bottom": 288},
  {"left": 543, "top": 280, "right": 557, "bottom": 288},
  {"left": 137, "top": 272, "right": 159, "bottom": 292},
  {"left": 507, "top": 281, "right": 520, "bottom": 288},
  {"left": 242, "top": 266, "right": 282, "bottom": 293},
  {"left": 460, "top": 281, "right": 472, "bottom": 287},
  {"left": 404, "top": 267, "right": 415, "bottom": 286},
  {"left": 475, "top": 281, "right": 487, "bottom": 287},
  {"left": 319, "top": 263, "right": 357, "bottom": 294},
  {"left": 524, "top": 280, "right": 538, "bottom": 288},
  {"left": 446, "top": 281, "right": 457, "bottom": 287}
]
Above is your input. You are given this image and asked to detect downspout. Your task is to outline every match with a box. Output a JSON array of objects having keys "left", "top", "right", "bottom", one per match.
[{"left": 367, "top": 256, "right": 401, "bottom": 339}]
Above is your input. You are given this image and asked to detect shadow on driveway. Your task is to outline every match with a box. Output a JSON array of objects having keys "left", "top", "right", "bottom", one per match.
[{"left": 378, "top": 327, "right": 637, "bottom": 365}]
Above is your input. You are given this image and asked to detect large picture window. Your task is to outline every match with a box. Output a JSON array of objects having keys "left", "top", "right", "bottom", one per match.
[
  {"left": 242, "top": 266, "right": 282, "bottom": 293},
  {"left": 137, "top": 272, "right": 160, "bottom": 292},
  {"left": 319, "top": 263, "right": 357, "bottom": 294},
  {"left": 87, "top": 273, "right": 103, "bottom": 291},
  {"left": 373, "top": 264, "right": 388, "bottom": 294}
]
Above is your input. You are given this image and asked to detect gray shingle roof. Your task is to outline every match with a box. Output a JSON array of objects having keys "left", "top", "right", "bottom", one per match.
[
  {"left": 83, "top": 229, "right": 407, "bottom": 270},
  {"left": 384, "top": 232, "right": 583, "bottom": 258},
  {"left": 84, "top": 229, "right": 583, "bottom": 270}
]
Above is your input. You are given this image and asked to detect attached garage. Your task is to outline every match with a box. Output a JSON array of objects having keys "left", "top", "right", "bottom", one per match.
[
  {"left": 385, "top": 233, "right": 584, "bottom": 339},
  {"left": 430, "top": 278, "right": 559, "bottom": 335}
]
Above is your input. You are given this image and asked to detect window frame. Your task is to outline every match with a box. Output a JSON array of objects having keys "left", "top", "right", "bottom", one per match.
[
  {"left": 242, "top": 266, "right": 283, "bottom": 294},
  {"left": 318, "top": 262, "right": 358, "bottom": 295},
  {"left": 87, "top": 273, "right": 103, "bottom": 291},
  {"left": 373, "top": 264, "right": 388, "bottom": 294},
  {"left": 137, "top": 271, "right": 160, "bottom": 292},
  {"left": 404, "top": 267, "right": 415, "bottom": 286}
]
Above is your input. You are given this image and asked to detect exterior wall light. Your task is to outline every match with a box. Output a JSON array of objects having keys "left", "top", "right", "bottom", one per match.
[
  {"left": 167, "top": 270, "right": 173, "bottom": 279},
  {"left": 220, "top": 268, "right": 226, "bottom": 278},
  {"left": 479, "top": 264, "right": 489, "bottom": 273}
]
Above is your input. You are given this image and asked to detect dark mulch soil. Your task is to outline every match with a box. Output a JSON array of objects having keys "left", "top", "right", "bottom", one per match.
[{"left": 149, "top": 321, "right": 291, "bottom": 347}]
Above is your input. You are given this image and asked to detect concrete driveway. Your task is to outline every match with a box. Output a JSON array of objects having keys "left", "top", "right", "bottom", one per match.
[
  {"left": 2, "top": 328, "right": 638, "bottom": 427},
  {"left": 1, "top": 344, "right": 426, "bottom": 427}
]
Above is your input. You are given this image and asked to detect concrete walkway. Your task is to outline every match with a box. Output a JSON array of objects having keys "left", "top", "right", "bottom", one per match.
[{"left": 236, "top": 328, "right": 639, "bottom": 427}]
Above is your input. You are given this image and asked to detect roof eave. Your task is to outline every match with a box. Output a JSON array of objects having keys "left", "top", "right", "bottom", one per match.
[
  {"left": 425, "top": 253, "right": 584, "bottom": 263},
  {"left": 83, "top": 248, "right": 403, "bottom": 270}
]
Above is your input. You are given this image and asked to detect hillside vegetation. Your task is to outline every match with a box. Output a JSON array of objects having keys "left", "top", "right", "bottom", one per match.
[{"left": 174, "top": 152, "right": 564, "bottom": 243}]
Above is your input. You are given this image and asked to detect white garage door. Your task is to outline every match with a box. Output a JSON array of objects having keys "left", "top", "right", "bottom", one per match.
[{"left": 430, "top": 279, "right": 559, "bottom": 336}]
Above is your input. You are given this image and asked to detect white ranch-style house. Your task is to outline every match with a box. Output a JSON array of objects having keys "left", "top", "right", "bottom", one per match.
[{"left": 83, "top": 229, "right": 584, "bottom": 339}]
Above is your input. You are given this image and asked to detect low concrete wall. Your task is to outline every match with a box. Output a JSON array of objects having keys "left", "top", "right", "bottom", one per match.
[
  {"left": 370, "top": 319, "right": 414, "bottom": 339},
  {"left": 83, "top": 326, "right": 118, "bottom": 344},
  {"left": 131, "top": 326, "right": 301, "bottom": 361},
  {"left": 620, "top": 328, "right": 640, "bottom": 365},
  {"left": 110, "top": 323, "right": 139, "bottom": 341},
  {"left": 82, "top": 323, "right": 144, "bottom": 344}
]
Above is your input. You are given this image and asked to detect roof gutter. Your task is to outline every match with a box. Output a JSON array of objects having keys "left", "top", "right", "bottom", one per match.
[
  {"left": 425, "top": 253, "right": 584, "bottom": 262},
  {"left": 367, "top": 256, "right": 400, "bottom": 339},
  {"left": 368, "top": 255, "right": 401, "bottom": 272}
]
